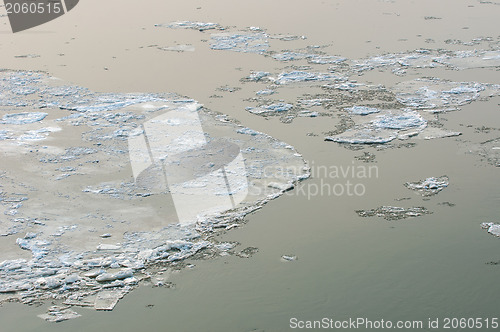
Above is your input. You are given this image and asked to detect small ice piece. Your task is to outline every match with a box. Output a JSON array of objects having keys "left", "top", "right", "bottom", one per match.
[
  {"left": 274, "top": 71, "right": 344, "bottom": 85},
  {"left": 96, "top": 269, "right": 133, "bottom": 282},
  {"left": 256, "top": 89, "right": 275, "bottom": 96},
  {"left": 97, "top": 244, "right": 122, "bottom": 250},
  {"left": 158, "top": 44, "right": 195, "bottom": 52},
  {"left": 373, "top": 110, "right": 426, "bottom": 130},
  {"left": 237, "top": 127, "right": 260, "bottom": 136},
  {"left": 1, "top": 112, "right": 48, "bottom": 124},
  {"left": 272, "top": 52, "right": 346, "bottom": 64},
  {"left": 272, "top": 52, "right": 310, "bottom": 61},
  {"left": 481, "top": 222, "right": 500, "bottom": 237},
  {"left": 325, "top": 129, "right": 397, "bottom": 144},
  {"left": 267, "top": 182, "right": 294, "bottom": 192},
  {"left": 404, "top": 176, "right": 449, "bottom": 196},
  {"left": 308, "top": 55, "right": 346, "bottom": 64},
  {"left": 38, "top": 306, "right": 81, "bottom": 322},
  {"left": 246, "top": 71, "right": 270, "bottom": 81},
  {"left": 281, "top": 255, "right": 298, "bottom": 262},
  {"left": 246, "top": 103, "right": 293, "bottom": 115},
  {"left": 94, "top": 290, "right": 124, "bottom": 310},
  {"left": 155, "top": 21, "right": 220, "bottom": 31},
  {"left": 345, "top": 106, "right": 381, "bottom": 115},
  {"left": 210, "top": 32, "right": 269, "bottom": 54},
  {"left": 298, "top": 99, "right": 332, "bottom": 107},
  {"left": 394, "top": 79, "right": 486, "bottom": 109},
  {"left": 356, "top": 206, "right": 431, "bottom": 220},
  {"left": 417, "top": 127, "right": 462, "bottom": 140},
  {"left": 434, "top": 50, "right": 500, "bottom": 70},
  {"left": 298, "top": 111, "right": 319, "bottom": 117}
]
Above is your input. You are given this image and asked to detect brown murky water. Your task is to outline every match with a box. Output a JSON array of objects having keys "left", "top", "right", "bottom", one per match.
[{"left": 0, "top": 0, "right": 499, "bottom": 331}]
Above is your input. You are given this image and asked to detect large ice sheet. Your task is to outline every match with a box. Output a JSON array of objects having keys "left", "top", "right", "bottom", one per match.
[{"left": 0, "top": 71, "right": 309, "bottom": 311}]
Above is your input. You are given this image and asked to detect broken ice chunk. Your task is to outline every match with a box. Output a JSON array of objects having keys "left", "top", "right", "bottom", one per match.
[
  {"left": 246, "top": 103, "right": 293, "bottom": 115},
  {"left": 325, "top": 128, "right": 397, "bottom": 144},
  {"left": 394, "top": 79, "right": 487, "bottom": 110},
  {"left": 96, "top": 269, "right": 133, "bottom": 282},
  {"left": 481, "top": 222, "right": 500, "bottom": 237},
  {"left": 155, "top": 21, "right": 220, "bottom": 31},
  {"left": 94, "top": 290, "right": 125, "bottom": 310},
  {"left": 373, "top": 110, "right": 426, "bottom": 130},
  {"left": 210, "top": 32, "right": 269, "bottom": 53},
  {"left": 345, "top": 106, "right": 381, "bottom": 115},
  {"left": 404, "top": 176, "right": 449, "bottom": 196},
  {"left": 281, "top": 255, "right": 298, "bottom": 262},
  {"left": 38, "top": 306, "right": 81, "bottom": 322},
  {"left": 274, "top": 71, "right": 344, "bottom": 85},
  {"left": 1, "top": 112, "right": 48, "bottom": 125},
  {"left": 356, "top": 206, "right": 432, "bottom": 220}
]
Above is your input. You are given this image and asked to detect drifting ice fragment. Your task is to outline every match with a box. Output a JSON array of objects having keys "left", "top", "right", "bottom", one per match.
[
  {"left": 210, "top": 32, "right": 269, "bottom": 53},
  {"left": 1, "top": 112, "right": 48, "bottom": 124},
  {"left": 481, "top": 222, "right": 500, "bottom": 237},
  {"left": 155, "top": 21, "right": 220, "bottom": 31},
  {"left": 404, "top": 176, "right": 449, "bottom": 196},
  {"left": 356, "top": 206, "right": 431, "bottom": 220},
  {"left": 246, "top": 103, "right": 293, "bottom": 115}
]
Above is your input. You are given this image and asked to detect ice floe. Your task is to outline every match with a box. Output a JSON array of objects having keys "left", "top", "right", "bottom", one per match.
[
  {"left": 404, "top": 176, "right": 449, "bottom": 196},
  {"left": 155, "top": 21, "right": 221, "bottom": 31},
  {"left": 0, "top": 70, "right": 310, "bottom": 314},
  {"left": 481, "top": 222, "right": 500, "bottom": 237},
  {"left": 273, "top": 71, "right": 345, "bottom": 85},
  {"left": 246, "top": 103, "right": 293, "bottom": 115},
  {"left": 1, "top": 112, "right": 47, "bottom": 124},
  {"left": 210, "top": 32, "right": 269, "bottom": 54},
  {"left": 356, "top": 206, "right": 432, "bottom": 220}
]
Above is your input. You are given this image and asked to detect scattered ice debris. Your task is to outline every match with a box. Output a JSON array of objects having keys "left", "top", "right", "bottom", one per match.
[
  {"left": 155, "top": 21, "right": 220, "bottom": 31},
  {"left": 345, "top": 106, "right": 381, "bottom": 115},
  {"left": 38, "top": 306, "right": 81, "bottom": 322},
  {"left": 1, "top": 112, "right": 48, "bottom": 125},
  {"left": 356, "top": 206, "right": 432, "bottom": 220},
  {"left": 281, "top": 255, "right": 298, "bottom": 262},
  {"left": 354, "top": 152, "right": 376, "bottom": 163},
  {"left": 269, "top": 34, "right": 306, "bottom": 41},
  {"left": 246, "top": 103, "right": 293, "bottom": 115},
  {"left": 236, "top": 247, "right": 259, "bottom": 258},
  {"left": 481, "top": 222, "right": 500, "bottom": 237},
  {"left": 298, "top": 99, "right": 332, "bottom": 107},
  {"left": 273, "top": 71, "right": 344, "bottom": 85},
  {"left": 210, "top": 32, "right": 269, "bottom": 53},
  {"left": 404, "top": 176, "right": 449, "bottom": 196}
]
